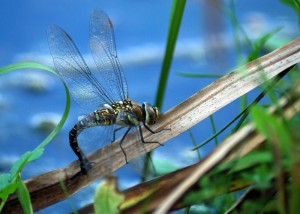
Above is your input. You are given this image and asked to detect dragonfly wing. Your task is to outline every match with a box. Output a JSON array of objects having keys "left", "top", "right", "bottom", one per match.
[
  {"left": 89, "top": 8, "right": 128, "bottom": 101},
  {"left": 47, "top": 24, "right": 114, "bottom": 109}
]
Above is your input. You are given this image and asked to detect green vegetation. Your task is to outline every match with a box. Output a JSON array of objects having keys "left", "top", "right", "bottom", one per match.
[
  {"left": 0, "top": 62, "right": 71, "bottom": 214},
  {"left": 1, "top": 0, "right": 300, "bottom": 213}
]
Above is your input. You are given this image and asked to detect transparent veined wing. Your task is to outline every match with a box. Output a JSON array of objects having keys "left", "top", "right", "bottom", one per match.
[
  {"left": 89, "top": 8, "right": 128, "bottom": 102},
  {"left": 47, "top": 24, "right": 114, "bottom": 109}
]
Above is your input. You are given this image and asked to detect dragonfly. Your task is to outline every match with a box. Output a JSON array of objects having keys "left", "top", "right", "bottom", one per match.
[{"left": 47, "top": 8, "right": 164, "bottom": 174}]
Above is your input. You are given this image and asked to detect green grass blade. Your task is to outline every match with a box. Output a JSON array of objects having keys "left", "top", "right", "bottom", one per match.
[
  {"left": 59, "top": 180, "right": 78, "bottom": 214},
  {"left": 0, "top": 61, "right": 70, "bottom": 213},
  {"left": 209, "top": 115, "right": 219, "bottom": 146},
  {"left": 17, "top": 179, "right": 33, "bottom": 214},
  {"left": 0, "top": 62, "right": 58, "bottom": 76},
  {"left": 155, "top": 0, "right": 186, "bottom": 108},
  {"left": 0, "top": 62, "right": 70, "bottom": 149},
  {"left": 280, "top": 0, "right": 300, "bottom": 24},
  {"left": 143, "top": 0, "right": 186, "bottom": 180},
  {"left": 246, "top": 27, "right": 282, "bottom": 62},
  {"left": 188, "top": 130, "right": 201, "bottom": 159}
]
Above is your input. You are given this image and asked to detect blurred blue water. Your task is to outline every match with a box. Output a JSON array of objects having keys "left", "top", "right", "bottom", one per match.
[{"left": 0, "top": 1, "right": 299, "bottom": 213}]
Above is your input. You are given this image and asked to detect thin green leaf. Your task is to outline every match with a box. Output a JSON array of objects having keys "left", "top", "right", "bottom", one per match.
[
  {"left": 280, "top": 0, "right": 300, "bottom": 25},
  {"left": 94, "top": 177, "right": 125, "bottom": 214},
  {"left": 0, "top": 174, "right": 18, "bottom": 198},
  {"left": 251, "top": 106, "right": 292, "bottom": 156},
  {"left": 188, "top": 130, "right": 201, "bottom": 159},
  {"left": 0, "top": 62, "right": 70, "bottom": 150},
  {"left": 17, "top": 179, "right": 33, "bottom": 214},
  {"left": 9, "top": 152, "right": 32, "bottom": 176},
  {"left": 59, "top": 180, "right": 78, "bottom": 214},
  {"left": 0, "top": 62, "right": 58, "bottom": 76},
  {"left": 244, "top": 164, "right": 273, "bottom": 189},
  {"left": 227, "top": 0, "right": 252, "bottom": 64},
  {"left": 0, "top": 174, "right": 19, "bottom": 211},
  {"left": 28, "top": 148, "right": 44, "bottom": 162},
  {"left": 247, "top": 27, "right": 282, "bottom": 62},
  {"left": 0, "top": 62, "right": 71, "bottom": 213},
  {"left": 9, "top": 149, "right": 44, "bottom": 177},
  {"left": 209, "top": 115, "right": 219, "bottom": 146},
  {"left": 216, "top": 151, "right": 273, "bottom": 174},
  {"left": 155, "top": 0, "right": 186, "bottom": 108},
  {"left": 144, "top": 0, "right": 186, "bottom": 180},
  {"left": 0, "top": 174, "right": 13, "bottom": 192}
]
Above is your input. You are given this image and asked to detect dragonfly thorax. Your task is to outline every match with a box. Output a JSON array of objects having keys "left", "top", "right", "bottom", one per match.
[{"left": 106, "top": 99, "right": 159, "bottom": 127}]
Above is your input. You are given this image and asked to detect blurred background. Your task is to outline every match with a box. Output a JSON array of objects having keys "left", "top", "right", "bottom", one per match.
[{"left": 0, "top": 0, "right": 299, "bottom": 213}]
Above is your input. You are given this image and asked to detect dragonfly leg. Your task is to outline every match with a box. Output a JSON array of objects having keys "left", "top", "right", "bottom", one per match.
[
  {"left": 119, "top": 127, "right": 132, "bottom": 163},
  {"left": 112, "top": 126, "right": 125, "bottom": 142},
  {"left": 143, "top": 123, "right": 170, "bottom": 134},
  {"left": 69, "top": 124, "right": 92, "bottom": 174},
  {"left": 139, "top": 125, "right": 163, "bottom": 146}
]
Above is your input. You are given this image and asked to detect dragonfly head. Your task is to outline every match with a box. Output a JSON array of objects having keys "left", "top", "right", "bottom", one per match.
[{"left": 142, "top": 102, "right": 160, "bottom": 125}]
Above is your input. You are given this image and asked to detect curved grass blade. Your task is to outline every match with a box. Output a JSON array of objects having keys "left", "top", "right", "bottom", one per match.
[{"left": 0, "top": 61, "right": 71, "bottom": 212}]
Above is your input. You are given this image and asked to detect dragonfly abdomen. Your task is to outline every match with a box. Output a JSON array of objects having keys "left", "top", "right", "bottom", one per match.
[
  {"left": 68, "top": 108, "right": 116, "bottom": 173},
  {"left": 69, "top": 123, "right": 90, "bottom": 173}
]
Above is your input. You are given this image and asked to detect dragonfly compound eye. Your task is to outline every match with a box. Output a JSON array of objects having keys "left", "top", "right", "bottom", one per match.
[{"left": 142, "top": 102, "right": 160, "bottom": 125}]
